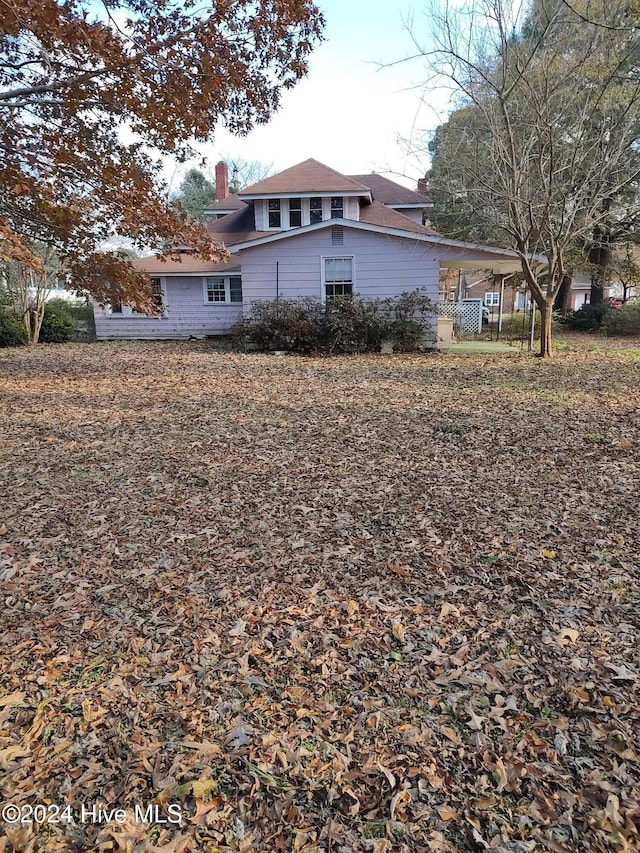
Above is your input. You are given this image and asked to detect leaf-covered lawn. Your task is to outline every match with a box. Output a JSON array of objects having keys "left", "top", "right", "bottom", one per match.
[{"left": 1, "top": 342, "right": 639, "bottom": 853}]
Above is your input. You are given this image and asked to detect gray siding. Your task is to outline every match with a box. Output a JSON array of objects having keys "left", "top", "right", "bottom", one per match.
[
  {"left": 94, "top": 276, "right": 243, "bottom": 339},
  {"left": 240, "top": 227, "right": 439, "bottom": 305}
]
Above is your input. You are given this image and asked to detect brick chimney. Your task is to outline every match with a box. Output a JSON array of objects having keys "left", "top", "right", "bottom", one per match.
[
  {"left": 417, "top": 178, "right": 428, "bottom": 197},
  {"left": 215, "top": 161, "right": 229, "bottom": 200}
]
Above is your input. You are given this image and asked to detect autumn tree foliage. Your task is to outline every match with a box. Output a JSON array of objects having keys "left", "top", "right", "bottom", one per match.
[{"left": 0, "top": 0, "right": 324, "bottom": 312}]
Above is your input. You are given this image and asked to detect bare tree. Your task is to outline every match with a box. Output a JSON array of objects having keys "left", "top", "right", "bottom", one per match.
[
  {"left": 610, "top": 241, "right": 640, "bottom": 303},
  {"left": 2, "top": 243, "right": 64, "bottom": 344},
  {"left": 418, "top": 0, "right": 640, "bottom": 356}
]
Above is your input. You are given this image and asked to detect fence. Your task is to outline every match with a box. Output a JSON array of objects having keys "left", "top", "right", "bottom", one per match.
[{"left": 437, "top": 300, "right": 483, "bottom": 335}]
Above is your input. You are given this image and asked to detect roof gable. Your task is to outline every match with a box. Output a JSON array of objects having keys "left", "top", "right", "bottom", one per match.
[
  {"left": 204, "top": 195, "right": 246, "bottom": 213},
  {"left": 350, "top": 173, "right": 432, "bottom": 206},
  {"left": 239, "top": 159, "right": 373, "bottom": 197}
]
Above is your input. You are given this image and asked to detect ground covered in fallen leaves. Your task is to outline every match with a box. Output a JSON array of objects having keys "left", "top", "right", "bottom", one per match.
[{"left": 1, "top": 342, "right": 639, "bottom": 853}]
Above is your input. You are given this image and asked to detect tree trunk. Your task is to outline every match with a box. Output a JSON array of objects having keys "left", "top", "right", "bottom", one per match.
[
  {"left": 539, "top": 300, "right": 554, "bottom": 358},
  {"left": 588, "top": 215, "right": 611, "bottom": 305},
  {"left": 553, "top": 272, "right": 572, "bottom": 314}
]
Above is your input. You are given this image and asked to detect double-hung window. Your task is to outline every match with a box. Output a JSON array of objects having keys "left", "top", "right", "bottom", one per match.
[
  {"left": 151, "top": 278, "right": 163, "bottom": 309},
  {"left": 310, "top": 197, "right": 323, "bottom": 224},
  {"left": 323, "top": 257, "right": 354, "bottom": 298},
  {"left": 268, "top": 200, "right": 281, "bottom": 228},
  {"left": 484, "top": 292, "right": 500, "bottom": 307},
  {"left": 205, "top": 276, "right": 242, "bottom": 304},
  {"left": 288, "top": 198, "right": 302, "bottom": 227},
  {"left": 110, "top": 277, "right": 165, "bottom": 315},
  {"left": 330, "top": 197, "right": 344, "bottom": 219}
]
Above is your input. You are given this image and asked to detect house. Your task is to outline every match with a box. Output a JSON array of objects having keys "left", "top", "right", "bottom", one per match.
[{"left": 93, "top": 159, "right": 535, "bottom": 341}]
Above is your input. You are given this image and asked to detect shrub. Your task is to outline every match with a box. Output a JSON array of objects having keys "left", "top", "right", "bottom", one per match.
[
  {"left": 509, "top": 309, "right": 542, "bottom": 340},
  {"left": 604, "top": 301, "right": 640, "bottom": 336},
  {"left": 233, "top": 298, "right": 325, "bottom": 352},
  {"left": 387, "top": 291, "right": 434, "bottom": 350},
  {"left": 39, "top": 300, "right": 75, "bottom": 343},
  {"left": 324, "top": 296, "right": 389, "bottom": 353},
  {"left": 564, "top": 302, "right": 610, "bottom": 331},
  {"left": 232, "top": 293, "right": 434, "bottom": 354},
  {"left": 0, "top": 309, "right": 28, "bottom": 347}
]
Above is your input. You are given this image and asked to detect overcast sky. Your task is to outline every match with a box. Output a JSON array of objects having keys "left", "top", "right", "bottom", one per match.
[{"left": 170, "top": 1, "right": 451, "bottom": 193}]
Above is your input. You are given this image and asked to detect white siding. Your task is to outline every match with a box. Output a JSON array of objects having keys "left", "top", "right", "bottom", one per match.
[
  {"left": 345, "top": 196, "right": 360, "bottom": 220},
  {"left": 254, "top": 200, "right": 266, "bottom": 230},
  {"left": 94, "top": 276, "right": 243, "bottom": 339}
]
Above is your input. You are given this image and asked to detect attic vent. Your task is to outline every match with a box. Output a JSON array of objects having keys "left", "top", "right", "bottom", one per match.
[{"left": 331, "top": 226, "right": 344, "bottom": 246}]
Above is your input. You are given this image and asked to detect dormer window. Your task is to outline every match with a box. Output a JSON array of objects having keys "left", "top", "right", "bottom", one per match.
[
  {"left": 268, "top": 199, "right": 281, "bottom": 228},
  {"left": 310, "top": 197, "right": 323, "bottom": 224},
  {"left": 330, "top": 197, "right": 344, "bottom": 219},
  {"left": 289, "top": 198, "right": 302, "bottom": 227}
]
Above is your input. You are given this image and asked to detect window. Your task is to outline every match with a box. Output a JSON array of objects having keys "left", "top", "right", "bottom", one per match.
[
  {"left": 484, "top": 292, "right": 500, "bottom": 307},
  {"left": 204, "top": 276, "right": 242, "bottom": 304},
  {"left": 310, "top": 197, "right": 323, "bottom": 224},
  {"left": 330, "top": 197, "right": 343, "bottom": 219},
  {"left": 268, "top": 199, "right": 281, "bottom": 228},
  {"left": 151, "top": 278, "right": 163, "bottom": 309},
  {"left": 324, "top": 257, "right": 353, "bottom": 298},
  {"left": 289, "top": 198, "right": 302, "bottom": 227},
  {"left": 229, "top": 276, "right": 242, "bottom": 303},
  {"left": 109, "top": 277, "right": 165, "bottom": 316}
]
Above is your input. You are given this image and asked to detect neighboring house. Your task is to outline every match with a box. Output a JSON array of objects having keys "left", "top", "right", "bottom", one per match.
[{"left": 93, "top": 159, "right": 533, "bottom": 340}]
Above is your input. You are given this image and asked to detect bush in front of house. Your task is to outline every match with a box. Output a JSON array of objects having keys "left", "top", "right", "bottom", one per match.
[
  {"left": 38, "top": 299, "right": 75, "bottom": 343},
  {"left": 386, "top": 291, "right": 435, "bottom": 350},
  {"left": 563, "top": 302, "right": 610, "bottom": 331},
  {"left": 232, "top": 298, "right": 326, "bottom": 352},
  {"left": 604, "top": 301, "right": 640, "bottom": 336},
  {"left": 0, "top": 308, "right": 28, "bottom": 347},
  {"left": 323, "top": 295, "right": 390, "bottom": 353},
  {"left": 232, "top": 293, "right": 434, "bottom": 354}
]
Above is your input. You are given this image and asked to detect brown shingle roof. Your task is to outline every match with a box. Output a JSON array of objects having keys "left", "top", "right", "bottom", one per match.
[
  {"left": 131, "top": 255, "right": 240, "bottom": 274},
  {"left": 206, "top": 202, "right": 266, "bottom": 245},
  {"left": 204, "top": 195, "right": 246, "bottom": 213},
  {"left": 358, "top": 201, "right": 440, "bottom": 236},
  {"left": 349, "top": 173, "right": 432, "bottom": 206},
  {"left": 239, "top": 159, "right": 372, "bottom": 196}
]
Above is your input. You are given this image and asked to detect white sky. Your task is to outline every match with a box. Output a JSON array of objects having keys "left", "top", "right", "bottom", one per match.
[{"left": 170, "top": 0, "right": 453, "bottom": 193}]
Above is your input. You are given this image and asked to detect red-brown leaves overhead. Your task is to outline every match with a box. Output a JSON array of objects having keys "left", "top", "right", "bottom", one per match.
[{"left": 0, "top": 0, "right": 324, "bottom": 305}]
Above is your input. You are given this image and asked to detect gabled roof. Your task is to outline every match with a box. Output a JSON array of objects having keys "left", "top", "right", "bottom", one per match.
[
  {"left": 350, "top": 173, "right": 432, "bottom": 207},
  {"left": 204, "top": 195, "right": 246, "bottom": 214},
  {"left": 239, "top": 159, "right": 373, "bottom": 197},
  {"left": 206, "top": 202, "right": 265, "bottom": 245},
  {"left": 358, "top": 200, "right": 439, "bottom": 235}
]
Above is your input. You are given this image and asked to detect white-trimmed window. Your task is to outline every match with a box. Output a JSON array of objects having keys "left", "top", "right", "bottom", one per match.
[
  {"left": 204, "top": 276, "right": 242, "bottom": 304},
  {"left": 484, "top": 292, "right": 500, "bottom": 307},
  {"left": 330, "top": 197, "right": 344, "bottom": 219},
  {"left": 289, "top": 198, "right": 302, "bottom": 227},
  {"left": 109, "top": 277, "right": 165, "bottom": 316},
  {"left": 151, "top": 278, "right": 164, "bottom": 309},
  {"left": 264, "top": 196, "right": 350, "bottom": 230},
  {"left": 323, "top": 256, "right": 354, "bottom": 298},
  {"left": 310, "top": 197, "right": 323, "bottom": 225},
  {"left": 268, "top": 200, "right": 281, "bottom": 228}
]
